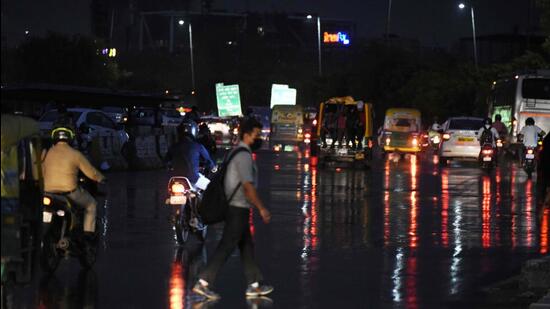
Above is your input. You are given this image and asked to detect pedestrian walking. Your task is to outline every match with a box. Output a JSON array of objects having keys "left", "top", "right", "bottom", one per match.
[{"left": 193, "top": 117, "right": 273, "bottom": 301}]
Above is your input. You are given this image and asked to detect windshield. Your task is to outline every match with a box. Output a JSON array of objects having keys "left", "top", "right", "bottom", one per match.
[
  {"left": 384, "top": 117, "right": 420, "bottom": 132},
  {"left": 522, "top": 78, "right": 550, "bottom": 100},
  {"left": 449, "top": 119, "right": 483, "bottom": 130}
]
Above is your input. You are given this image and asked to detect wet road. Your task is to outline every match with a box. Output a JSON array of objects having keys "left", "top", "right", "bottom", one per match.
[{"left": 9, "top": 151, "right": 549, "bottom": 308}]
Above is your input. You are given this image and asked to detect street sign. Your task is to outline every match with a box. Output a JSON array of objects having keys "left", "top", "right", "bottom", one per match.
[
  {"left": 270, "top": 84, "right": 297, "bottom": 108},
  {"left": 215, "top": 83, "right": 242, "bottom": 117}
]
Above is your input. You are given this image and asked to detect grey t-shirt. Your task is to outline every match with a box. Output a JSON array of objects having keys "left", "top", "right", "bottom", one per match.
[{"left": 224, "top": 143, "right": 257, "bottom": 208}]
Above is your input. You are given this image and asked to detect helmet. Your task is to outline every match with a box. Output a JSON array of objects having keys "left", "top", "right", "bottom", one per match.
[
  {"left": 483, "top": 118, "right": 492, "bottom": 126},
  {"left": 51, "top": 126, "right": 75, "bottom": 144},
  {"left": 525, "top": 117, "right": 535, "bottom": 126},
  {"left": 178, "top": 121, "right": 198, "bottom": 139},
  {"left": 495, "top": 114, "right": 502, "bottom": 121}
]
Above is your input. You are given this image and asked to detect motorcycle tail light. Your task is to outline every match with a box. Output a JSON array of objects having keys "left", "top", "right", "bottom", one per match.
[
  {"left": 171, "top": 183, "right": 186, "bottom": 194},
  {"left": 305, "top": 133, "right": 311, "bottom": 139},
  {"left": 43, "top": 196, "right": 52, "bottom": 206},
  {"left": 443, "top": 133, "right": 451, "bottom": 140},
  {"left": 527, "top": 149, "right": 534, "bottom": 154},
  {"left": 482, "top": 149, "right": 493, "bottom": 155}
]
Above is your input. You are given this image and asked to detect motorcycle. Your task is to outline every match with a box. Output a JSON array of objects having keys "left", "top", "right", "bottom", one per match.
[
  {"left": 40, "top": 176, "right": 102, "bottom": 274},
  {"left": 430, "top": 133, "right": 441, "bottom": 152},
  {"left": 524, "top": 147, "right": 537, "bottom": 178},
  {"left": 479, "top": 143, "right": 496, "bottom": 172},
  {"left": 167, "top": 174, "right": 210, "bottom": 245}
]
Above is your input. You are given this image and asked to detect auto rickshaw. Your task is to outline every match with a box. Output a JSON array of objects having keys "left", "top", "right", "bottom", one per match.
[
  {"left": 316, "top": 96, "right": 374, "bottom": 168},
  {"left": 380, "top": 108, "right": 422, "bottom": 154}
]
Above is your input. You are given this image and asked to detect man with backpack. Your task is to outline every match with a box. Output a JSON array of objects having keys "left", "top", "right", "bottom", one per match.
[
  {"left": 193, "top": 117, "right": 273, "bottom": 301},
  {"left": 477, "top": 118, "right": 500, "bottom": 164}
]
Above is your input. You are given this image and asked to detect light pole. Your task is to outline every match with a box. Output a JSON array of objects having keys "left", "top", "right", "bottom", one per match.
[
  {"left": 178, "top": 19, "right": 196, "bottom": 92},
  {"left": 306, "top": 14, "right": 322, "bottom": 77},
  {"left": 459, "top": 3, "right": 478, "bottom": 69}
]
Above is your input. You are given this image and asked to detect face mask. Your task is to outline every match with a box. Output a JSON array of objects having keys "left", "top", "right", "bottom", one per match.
[{"left": 250, "top": 138, "right": 263, "bottom": 151}]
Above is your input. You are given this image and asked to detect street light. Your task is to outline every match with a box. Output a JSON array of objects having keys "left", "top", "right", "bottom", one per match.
[
  {"left": 459, "top": 2, "right": 478, "bottom": 69},
  {"left": 306, "top": 14, "right": 322, "bottom": 77},
  {"left": 177, "top": 19, "right": 196, "bottom": 91}
]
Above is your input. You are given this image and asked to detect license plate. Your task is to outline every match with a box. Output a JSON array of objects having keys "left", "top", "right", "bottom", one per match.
[
  {"left": 458, "top": 137, "right": 474, "bottom": 142},
  {"left": 355, "top": 153, "right": 365, "bottom": 159},
  {"left": 169, "top": 195, "right": 186, "bottom": 205},
  {"left": 483, "top": 156, "right": 492, "bottom": 162},
  {"left": 338, "top": 149, "right": 348, "bottom": 155},
  {"left": 43, "top": 211, "right": 52, "bottom": 223},
  {"left": 526, "top": 154, "right": 535, "bottom": 159},
  {"left": 284, "top": 145, "right": 294, "bottom": 152}
]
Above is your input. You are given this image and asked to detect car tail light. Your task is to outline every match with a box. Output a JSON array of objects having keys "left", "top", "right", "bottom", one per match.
[
  {"left": 412, "top": 137, "right": 418, "bottom": 146},
  {"left": 43, "top": 196, "right": 52, "bottom": 206},
  {"left": 443, "top": 133, "right": 451, "bottom": 140},
  {"left": 385, "top": 137, "right": 391, "bottom": 146},
  {"left": 313, "top": 119, "right": 318, "bottom": 126},
  {"left": 171, "top": 183, "right": 186, "bottom": 194}
]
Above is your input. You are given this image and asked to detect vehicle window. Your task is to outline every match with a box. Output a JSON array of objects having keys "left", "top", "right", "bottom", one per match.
[
  {"left": 522, "top": 78, "right": 550, "bottom": 100},
  {"left": 98, "top": 113, "right": 116, "bottom": 129},
  {"left": 449, "top": 119, "right": 483, "bottom": 130}
]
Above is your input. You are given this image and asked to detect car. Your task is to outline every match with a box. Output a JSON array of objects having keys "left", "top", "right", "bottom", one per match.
[
  {"left": 39, "top": 108, "right": 129, "bottom": 147},
  {"left": 200, "top": 116, "right": 238, "bottom": 147},
  {"left": 439, "top": 117, "right": 484, "bottom": 164},
  {"left": 102, "top": 106, "right": 129, "bottom": 124},
  {"left": 130, "top": 107, "right": 183, "bottom": 127}
]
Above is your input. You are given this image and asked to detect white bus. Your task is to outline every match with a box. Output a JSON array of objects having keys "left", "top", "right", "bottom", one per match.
[{"left": 488, "top": 71, "right": 550, "bottom": 144}]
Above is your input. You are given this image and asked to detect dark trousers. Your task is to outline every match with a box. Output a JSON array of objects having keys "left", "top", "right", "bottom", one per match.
[
  {"left": 346, "top": 127, "right": 356, "bottom": 148},
  {"left": 199, "top": 206, "right": 263, "bottom": 285}
]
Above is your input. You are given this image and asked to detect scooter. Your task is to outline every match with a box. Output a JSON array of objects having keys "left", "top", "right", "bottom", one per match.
[
  {"left": 479, "top": 143, "right": 496, "bottom": 172},
  {"left": 40, "top": 176, "right": 103, "bottom": 274},
  {"left": 524, "top": 147, "right": 537, "bottom": 179},
  {"left": 167, "top": 174, "right": 210, "bottom": 245}
]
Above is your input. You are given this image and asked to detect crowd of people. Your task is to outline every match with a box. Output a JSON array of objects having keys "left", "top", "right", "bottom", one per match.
[{"left": 320, "top": 102, "right": 367, "bottom": 149}]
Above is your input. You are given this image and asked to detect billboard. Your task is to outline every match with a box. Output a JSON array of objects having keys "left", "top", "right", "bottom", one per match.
[{"left": 270, "top": 84, "right": 297, "bottom": 108}]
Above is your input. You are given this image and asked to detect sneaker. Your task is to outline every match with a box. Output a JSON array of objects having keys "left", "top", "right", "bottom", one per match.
[
  {"left": 245, "top": 284, "right": 274, "bottom": 298},
  {"left": 192, "top": 282, "right": 221, "bottom": 300}
]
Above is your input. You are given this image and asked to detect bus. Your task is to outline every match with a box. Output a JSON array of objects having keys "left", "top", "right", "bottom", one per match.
[{"left": 488, "top": 71, "right": 550, "bottom": 144}]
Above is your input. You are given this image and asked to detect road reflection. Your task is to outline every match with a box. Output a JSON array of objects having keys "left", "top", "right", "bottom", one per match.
[
  {"left": 38, "top": 270, "right": 98, "bottom": 309},
  {"left": 168, "top": 246, "right": 208, "bottom": 309}
]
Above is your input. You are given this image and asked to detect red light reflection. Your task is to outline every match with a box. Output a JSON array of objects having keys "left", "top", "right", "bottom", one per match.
[
  {"left": 409, "top": 192, "right": 418, "bottom": 248},
  {"left": 441, "top": 169, "right": 449, "bottom": 247},
  {"left": 169, "top": 262, "right": 184, "bottom": 309},
  {"left": 525, "top": 180, "right": 533, "bottom": 247},
  {"left": 410, "top": 155, "right": 418, "bottom": 191},
  {"left": 482, "top": 176, "right": 491, "bottom": 248},
  {"left": 384, "top": 160, "right": 391, "bottom": 245},
  {"left": 406, "top": 255, "right": 418, "bottom": 309},
  {"left": 541, "top": 208, "right": 549, "bottom": 254}
]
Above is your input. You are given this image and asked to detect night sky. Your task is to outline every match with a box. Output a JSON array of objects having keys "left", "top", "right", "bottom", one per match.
[
  {"left": 1, "top": 0, "right": 536, "bottom": 48},
  {"left": 216, "top": 0, "right": 534, "bottom": 47}
]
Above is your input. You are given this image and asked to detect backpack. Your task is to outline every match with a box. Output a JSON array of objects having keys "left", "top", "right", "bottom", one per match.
[
  {"left": 198, "top": 147, "right": 250, "bottom": 224},
  {"left": 479, "top": 128, "right": 493, "bottom": 145}
]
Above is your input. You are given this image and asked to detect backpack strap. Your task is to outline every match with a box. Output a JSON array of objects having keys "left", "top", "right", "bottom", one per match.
[{"left": 224, "top": 147, "right": 251, "bottom": 203}]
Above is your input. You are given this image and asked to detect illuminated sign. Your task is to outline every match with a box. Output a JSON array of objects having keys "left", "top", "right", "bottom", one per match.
[
  {"left": 270, "top": 84, "right": 297, "bottom": 108},
  {"left": 215, "top": 83, "right": 242, "bottom": 117},
  {"left": 323, "top": 32, "right": 350, "bottom": 45}
]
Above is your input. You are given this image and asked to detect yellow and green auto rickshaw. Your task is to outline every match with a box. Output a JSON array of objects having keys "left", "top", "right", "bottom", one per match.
[
  {"left": 316, "top": 96, "right": 374, "bottom": 168},
  {"left": 380, "top": 108, "right": 422, "bottom": 154}
]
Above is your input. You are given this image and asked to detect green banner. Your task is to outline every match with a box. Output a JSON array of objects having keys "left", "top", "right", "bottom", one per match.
[{"left": 215, "top": 83, "right": 242, "bottom": 117}]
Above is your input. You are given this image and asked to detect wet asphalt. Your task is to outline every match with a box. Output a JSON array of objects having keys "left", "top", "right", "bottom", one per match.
[{"left": 7, "top": 150, "right": 549, "bottom": 309}]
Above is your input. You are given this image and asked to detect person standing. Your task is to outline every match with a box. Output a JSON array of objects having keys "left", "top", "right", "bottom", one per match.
[
  {"left": 336, "top": 105, "right": 347, "bottom": 148},
  {"left": 345, "top": 106, "right": 358, "bottom": 149},
  {"left": 193, "top": 117, "right": 273, "bottom": 301},
  {"left": 356, "top": 102, "right": 366, "bottom": 149}
]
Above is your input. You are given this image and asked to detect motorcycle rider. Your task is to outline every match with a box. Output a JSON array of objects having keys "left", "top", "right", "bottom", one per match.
[
  {"left": 428, "top": 116, "right": 443, "bottom": 145},
  {"left": 197, "top": 122, "right": 217, "bottom": 157},
  {"left": 518, "top": 117, "right": 546, "bottom": 148},
  {"left": 518, "top": 117, "right": 546, "bottom": 164},
  {"left": 492, "top": 114, "right": 508, "bottom": 138},
  {"left": 42, "top": 126, "right": 106, "bottom": 242},
  {"left": 166, "top": 121, "right": 216, "bottom": 187},
  {"left": 477, "top": 118, "right": 500, "bottom": 163}
]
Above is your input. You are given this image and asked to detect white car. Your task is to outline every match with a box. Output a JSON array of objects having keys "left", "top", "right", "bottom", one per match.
[
  {"left": 39, "top": 108, "right": 129, "bottom": 146},
  {"left": 102, "top": 106, "right": 129, "bottom": 124},
  {"left": 439, "top": 117, "right": 484, "bottom": 164}
]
